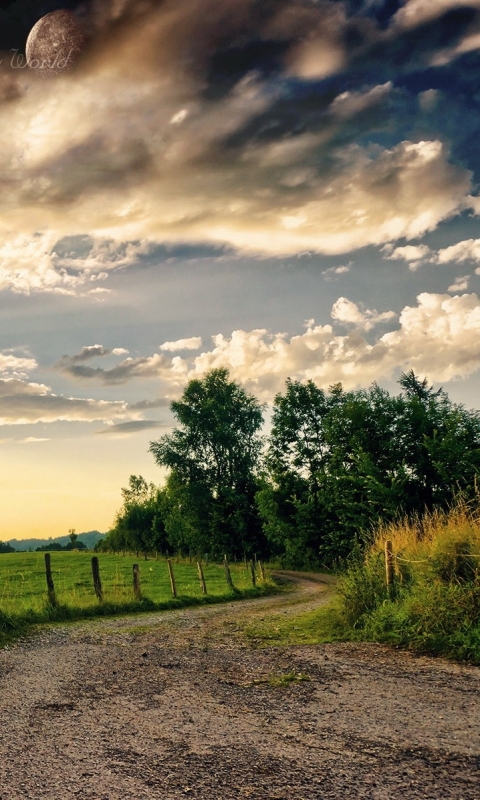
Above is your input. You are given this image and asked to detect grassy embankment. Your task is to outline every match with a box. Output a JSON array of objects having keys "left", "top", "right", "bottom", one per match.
[
  {"left": 0, "top": 551, "right": 276, "bottom": 646},
  {"left": 248, "top": 501, "right": 480, "bottom": 664}
]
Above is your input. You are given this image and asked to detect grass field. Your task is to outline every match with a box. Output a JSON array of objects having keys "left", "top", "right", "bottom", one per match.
[{"left": 0, "top": 551, "right": 273, "bottom": 643}]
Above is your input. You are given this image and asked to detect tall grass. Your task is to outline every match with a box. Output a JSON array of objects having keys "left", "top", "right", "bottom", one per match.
[{"left": 338, "top": 499, "right": 480, "bottom": 663}]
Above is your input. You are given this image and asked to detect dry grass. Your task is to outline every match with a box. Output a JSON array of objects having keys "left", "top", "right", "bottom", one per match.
[{"left": 338, "top": 497, "right": 480, "bottom": 663}]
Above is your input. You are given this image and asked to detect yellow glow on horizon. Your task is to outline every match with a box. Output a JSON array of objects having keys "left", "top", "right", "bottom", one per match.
[{"left": 0, "top": 433, "right": 161, "bottom": 542}]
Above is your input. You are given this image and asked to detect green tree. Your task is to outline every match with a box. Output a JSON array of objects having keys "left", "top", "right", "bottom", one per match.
[
  {"left": 104, "top": 475, "right": 159, "bottom": 558},
  {"left": 149, "top": 368, "right": 265, "bottom": 559},
  {"left": 261, "top": 373, "right": 480, "bottom": 567},
  {"left": 397, "top": 370, "right": 480, "bottom": 511}
]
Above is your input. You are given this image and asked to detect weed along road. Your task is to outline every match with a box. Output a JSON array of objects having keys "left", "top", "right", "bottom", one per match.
[{"left": 0, "top": 573, "right": 479, "bottom": 800}]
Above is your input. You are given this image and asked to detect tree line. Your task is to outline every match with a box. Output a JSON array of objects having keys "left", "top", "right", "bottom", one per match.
[{"left": 97, "top": 368, "right": 480, "bottom": 568}]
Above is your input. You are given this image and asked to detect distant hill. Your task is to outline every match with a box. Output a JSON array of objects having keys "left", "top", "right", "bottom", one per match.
[{"left": 4, "top": 531, "right": 106, "bottom": 552}]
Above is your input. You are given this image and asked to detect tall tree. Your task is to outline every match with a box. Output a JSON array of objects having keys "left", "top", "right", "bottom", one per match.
[
  {"left": 150, "top": 368, "right": 265, "bottom": 558},
  {"left": 261, "top": 373, "right": 480, "bottom": 567}
]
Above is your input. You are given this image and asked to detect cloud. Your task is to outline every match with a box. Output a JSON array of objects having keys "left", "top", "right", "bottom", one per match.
[
  {"left": 56, "top": 344, "right": 130, "bottom": 370},
  {"left": 437, "top": 239, "right": 480, "bottom": 265},
  {"left": 330, "top": 298, "right": 397, "bottom": 330},
  {"left": 0, "top": 232, "right": 153, "bottom": 295},
  {"left": 0, "top": 352, "right": 37, "bottom": 379},
  {"left": 95, "top": 420, "right": 163, "bottom": 435},
  {"left": 57, "top": 352, "right": 180, "bottom": 384},
  {"left": 448, "top": 276, "right": 470, "bottom": 292},
  {"left": 392, "top": 0, "right": 480, "bottom": 30},
  {"left": 0, "top": 0, "right": 475, "bottom": 294},
  {"left": 0, "top": 378, "right": 133, "bottom": 425},
  {"left": 55, "top": 292, "right": 480, "bottom": 396},
  {"left": 184, "top": 293, "right": 480, "bottom": 393},
  {"left": 383, "top": 244, "right": 434, "bottom": 270},
  {"left": 160, "top": 337, "right": 202, "bottom": 352},
  {"left": 322, "top": 264, "right": 351, "bottom": 281}
]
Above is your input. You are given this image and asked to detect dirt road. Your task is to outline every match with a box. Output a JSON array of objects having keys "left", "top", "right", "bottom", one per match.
[{"left": 0, "top": 573, "right": 478, "bottom": 799}]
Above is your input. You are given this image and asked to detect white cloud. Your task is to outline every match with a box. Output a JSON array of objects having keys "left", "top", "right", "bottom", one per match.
[
  {"left": 330, "top": 297, "right": 396, "bottom": 330},
  {"left": 322, "top": 264, "right": 351, "bottom": 280},
  {"left": 55, "top": 293, "right": 480, "bottom": 396},
  {"left": 0, "top": 353, "right": 37, "bottom": 379},
  {"left": 437, "top": 239, "right": 480, "bottom": 265},
  {"left": 187, "top": 293, "right": 480, "bottom": 392},
  {"left": 160, "top": 337, "right": 203, "bottom": 352},
  {"left": 383, "top": 244, "right": 433, "bottom": 270},
  {"left": 430, "top": 31, "right": 480, "bottom": 67},
  {"left": 0, "top": 22, "right": 472, "bottom": 291},
  {"left": 448, "top": 276, "right": 470, "bottom": 293},
  {"left": 0, "top": 232, "right": 152, "bottom": 295}
]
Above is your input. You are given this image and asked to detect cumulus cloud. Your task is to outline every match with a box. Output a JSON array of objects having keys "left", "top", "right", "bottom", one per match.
[
  {"left": 448, "top": 276, "right": 470, "bottom": 292},
  {"left": 184, "top": 293, "right": 480, "bottom": 393},
  {"left": 383, "top": 244, "right": 434, "bottom": 270},
  {"left": 437, "top": 239, "right": 480, "bottom": 265},
  {"left": 55, "top": 292, "right": 480, "bottom": 396},
  {"left": 0, "top": 378, "right": 132, "bottom": 425},
  {"left": 160, "top": 337, "right": 202, "bottom": 352},
  {"left": 330, "top": 298, "right": 397, "bottom": 330}
]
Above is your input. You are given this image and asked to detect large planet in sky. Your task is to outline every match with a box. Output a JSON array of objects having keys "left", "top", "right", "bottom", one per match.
[{"left": 26, "top": 10, "right": 87, "bottom": 77}]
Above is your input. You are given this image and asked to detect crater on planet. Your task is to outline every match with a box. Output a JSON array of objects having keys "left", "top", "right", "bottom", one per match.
[{"left": 26, "top": 10, "right": 87, "bottom": 77}]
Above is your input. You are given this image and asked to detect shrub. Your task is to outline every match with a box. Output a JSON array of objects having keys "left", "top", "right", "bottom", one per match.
[{"left": 337, "top": 498, "right": 480, "bottom": 663}]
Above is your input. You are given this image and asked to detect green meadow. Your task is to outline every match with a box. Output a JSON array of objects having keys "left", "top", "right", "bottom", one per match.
[{"left": 0, "top": 551, "right": 273, "bottom": 643}]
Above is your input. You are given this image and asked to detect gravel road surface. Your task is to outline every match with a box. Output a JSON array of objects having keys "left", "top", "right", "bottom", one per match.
[{"left": 0, "top": 572, "right": 478, "bottom": 799}]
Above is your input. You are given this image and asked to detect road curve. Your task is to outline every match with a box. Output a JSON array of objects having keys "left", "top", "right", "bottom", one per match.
[{"left": 0, "top": 573, "right": 479, "bottom": 799}]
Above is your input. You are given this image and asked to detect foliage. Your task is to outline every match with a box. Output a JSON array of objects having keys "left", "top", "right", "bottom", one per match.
[
  {"left": 36, "top": 540, "right": 87, "bottom": 552},
  {"left": 102, "top": 369, "right": 480, "bottom": 570},
  {"left": 260, "top": 372, "right": 480, "bottom": 568},
  {"left": 337, "top": 499, "right": 480, "bottom": 663},
  {"left": 149, "top": 368, "right": 266, "bottom": 559},
  {"left": 0, "top": 542, "right": 16, "bottom": 554}
]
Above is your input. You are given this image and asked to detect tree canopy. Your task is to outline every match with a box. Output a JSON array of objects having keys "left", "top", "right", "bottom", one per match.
[
  {"left": 149, "top": 368, "right": 266, "bottom": 559},
  {"left": 101, "top": 369, "right": 480, "bottom": 568}
]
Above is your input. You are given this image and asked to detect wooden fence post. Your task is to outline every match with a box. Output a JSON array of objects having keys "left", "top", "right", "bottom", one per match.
[
  {"left": 91, "top": 556, "right": 103, "bottom": 602},
  {"left": 258, "top": 561, "right": 266, "bottom": 581},
  {"left": 249, "top": 560, "right": 256, "bottom": 587},
  {"left": 385, "top": 540, "right": 394, "bottom": 597},
  {"left": 44, "top": 553, "right": 57, "bottom": 607},
  {"left": 167, "top": 559, "right": 177, "bottom": 598},
  {"left": 133, "top": 563, "right": 141, "bottom": 600},
  {"left": 224, "top": 554, "right": 235, "bottom": 591},
  {"left": 197, "top": 561, "right": 207, "bottom": 595}
]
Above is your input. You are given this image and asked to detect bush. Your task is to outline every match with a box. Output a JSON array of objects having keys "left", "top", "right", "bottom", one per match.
[{"left": 337, "top": 498, "right": 480, "bottom": 663}]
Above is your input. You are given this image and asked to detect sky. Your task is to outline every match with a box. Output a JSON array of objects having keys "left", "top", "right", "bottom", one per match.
[{"left": 2, "top": 0, "right": 480, "bottom": 540}]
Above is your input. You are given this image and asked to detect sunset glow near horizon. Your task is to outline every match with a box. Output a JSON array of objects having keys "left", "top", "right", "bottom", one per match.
[{"left": 2, "top": 0, "right": 480, "bottom": 541}]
